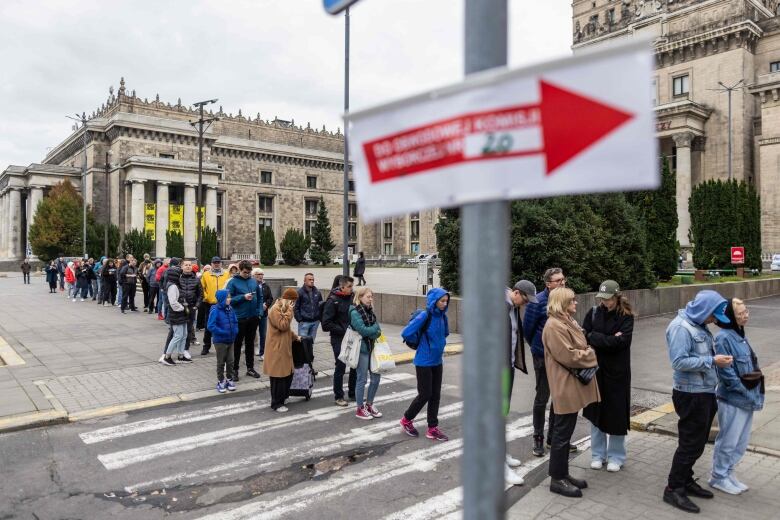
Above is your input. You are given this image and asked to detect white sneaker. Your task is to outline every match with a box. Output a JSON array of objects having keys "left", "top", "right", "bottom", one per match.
[
  {"left": 72, "top": 298, "right": 77, "bottom": 302},
  {"left": 590, "top": 460, "right": 603, "bottom": 470},
  {"left": 183, "top": 350, "right": 192, "bottom": 361},
  {"left": 728, "top": 475, "right": 749, "bottom": 492},
  {"left": 709, "top": 477, "right": 742, "bottom": 495},
  {"left": 506, "top": 453, "right": 522, "bottom": 468},
  {"left": 158, "top": 354, "right": 166, "bottom": 363},
  {"left": 606, "top": 462, "right": 621, "bottom": 472},
  {"left": 504, "top": 464, "right": 525, "bottom": 486},
  {"left": 276, "top": 406, "right": 289, "bottom": 413},
  {"left": 255, "top": 348, "right": 260, "bottom": 356}
]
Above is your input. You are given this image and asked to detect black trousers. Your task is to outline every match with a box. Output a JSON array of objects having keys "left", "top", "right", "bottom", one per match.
[
  {"left": 270, "top": 374, "right": 293, "bottom": 409},
  {"left": 404, "top": 364, "right": 443, "bottom": 428},
  {"left": 233, "top": 316, "right": 259, "bottom": 372},
  {"left": 23, "top": 273, "right": 30, "bottom": 284},
  {"left": 141, "top": 279, "right": 150, "bottom": 309},
  {"left": 667, "top": 390, "right": 717, "bottom": 490},
  {"left": 331, "top": 335, "right": 356, "bottom": 400},
  {"left": 202, "top": 302, "right": 214, "bottom": 350},
  {"left": 532, "top": 355, "right": 557, "bottom": 439},
  {"left": 196, "top": 301, "right": 208, "bottom": 330},
  {"left": 103, "top": 282, "right": 117, "bottom": 306},
  {"left": 548, "top": 412, "right": 579, "bottom": 479},
  {"left": 148, "top": 286, "right": 159, "bottom": 313},
  {"left": 121, "top": 283, "right": 136, "bottom": 310}
]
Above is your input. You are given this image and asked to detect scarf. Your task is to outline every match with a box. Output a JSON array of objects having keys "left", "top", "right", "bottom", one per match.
[{"left": 355, "top": 303, "right": 376, "bottom": 327}]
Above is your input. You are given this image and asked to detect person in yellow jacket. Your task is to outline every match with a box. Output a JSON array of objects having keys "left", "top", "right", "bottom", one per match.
[{"left": 200, "top": 256, "right": 231, "bottom": 355}]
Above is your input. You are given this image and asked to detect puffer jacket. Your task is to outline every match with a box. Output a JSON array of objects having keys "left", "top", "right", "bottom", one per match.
[
  {"left": 403, "top": 287, "right": 450, "bottom": 367},
  {"left": 179, "top": 272, "right": 203, "bottom": 308},
  {"left": 207, "top": 289, "right": 239, "bottom": 344}
]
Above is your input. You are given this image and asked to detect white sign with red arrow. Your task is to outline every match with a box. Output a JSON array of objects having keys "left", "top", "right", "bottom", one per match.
[{"left": 347, "top": 40, "right": 658, "bottom": 221}]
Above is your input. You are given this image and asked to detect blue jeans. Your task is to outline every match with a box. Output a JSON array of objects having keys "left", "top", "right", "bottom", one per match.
[
  {"left": 166, "top": 323, "right": 187, "bottom": 356},
  {"left": 355, "top": 350, "right": 380, "bottom": 407},
  {"left": 117, "top": 285, "right": 123, "bottom": 305},
  {"left": 298, "top": 321, "right": 319, "bottom": 343},
  {"left": 590, "top": 424, "right": 626, "bottom": 466},
  {"left": 712, "top": 401, "right": 753, "bottom": 481},
  {"left": 258, "top": 314, "right": 268, "bottom": 356}
]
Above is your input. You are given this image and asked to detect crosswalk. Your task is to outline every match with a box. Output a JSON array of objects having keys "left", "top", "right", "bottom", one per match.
[{"left": 75, "top": 370, "right": 573, "bottom": 519}]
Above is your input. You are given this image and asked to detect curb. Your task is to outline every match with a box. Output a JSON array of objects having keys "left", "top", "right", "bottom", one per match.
[
  {"left": 0, "top": 410, "right": 68, "bottom": 433},
  {"left": 630, "top": 402, "right": 675, "bottom": 432},
  {"left": 391, "top": 343, "right": 464, "bottom": 365}
]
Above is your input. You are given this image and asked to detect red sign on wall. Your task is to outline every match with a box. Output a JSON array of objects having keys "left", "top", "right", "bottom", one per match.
[{"left": 731, "top": 247, "right": 745, "bottom": 265}]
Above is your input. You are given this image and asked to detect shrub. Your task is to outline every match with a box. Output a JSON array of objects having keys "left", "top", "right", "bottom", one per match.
[
  {"left": 260, "top": 228, "right": 277, "bottom": 266},
  {"left": 199, "top": 226, "right": 218, "bottom": 265},
  {"left": 165, "top": 230, "right": 184, "bottom": 258},
  {"left": 121, "top": 229, "right": 154, "bottom": 259},
  {"left": 280, "top": 228, "right": 310, "bottom": 266}
]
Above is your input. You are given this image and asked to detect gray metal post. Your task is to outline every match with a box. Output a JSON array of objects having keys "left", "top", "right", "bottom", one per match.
[
  {"left": 342, "top": 6, "right": 351, "bottom": 278},
  {"left": 81, "top": 114, "right": 88, "bottom": 259},
  {"left": 197, "top": 103, "right": 204, "bottom": 263},
  {"left": 105, "top": 151, "right": 110, "bottom": 256},
  {"left": 727, "top": 88, "right": 732, "bottom": 181},
  {"left": 462, "top": 1, "right": 509, "bottom": 519}
]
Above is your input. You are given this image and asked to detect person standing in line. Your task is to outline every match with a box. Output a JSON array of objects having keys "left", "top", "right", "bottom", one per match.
[
  {"left": 400, "top": 287, "right": 451, "bottom": 442},
  {"left": 295, "top": 273, "right": 322, "bottom": 343},
  {"left": 208, "top": 289, "right": 239, "bottom": 393},
  {"left": 350, "top": 286, "right": 383, "bottom": 420},
  {"left": 86, "top": 258, "right": 97, "bottom": 300},
  {"left": 140, "top": 254, "right": 152, "bottom": 311},
  {"left": 94, "top": 257, "right": 106, "bottom": 304},
  {"left": 56, "top": 255, "right": 66, "bottom": 291},
  {"left": 115, "top": 258, "right": 125, "bottom": 306},
  {"left": 155, "top": 258, "right": 170, "bottom": 319},
  {"left": 228, "top": 260, "right": 262, "bottom": 381},
  {"left": 263, "top": 288, "right": 299, "bottom": 412},
  {"left": 542, "top": 287, "right": 600, "bottom": 498},
  {"left": 64, "top": 261, "right": 76, "bottom": 299},
  {"left": 524, "top": 268, "right": 576, "bottom": 457},
  {"left": 161, "top": 265, "right": 188, "bottom": 366},
  {"left": 178, "top": 260, "right": 203, "bottom": 360},
  {"left": 45, "top": 261, "right": 58, "bottom": 293},
  {"left": 252, "top": 268, "right": 274, "bottom": 359},
  {"left": 20, "top": 258, "right": 31, "bottom": 284},
  {"left": 101, "top": 259, "right": 117, "bottom": 306},
  {"left": 709, "top": 298, "right": 764, "bottom": 495},
  {"left": 119, "top": 257, "right": 139, "bottom": 313},
  {"left": 147, "top": 258, "right": 162, "bottom": 314},
  {"left": 200, "top": 257, "right": 230, "bottom": 354},
  {"left": 322, "top": 275, "right": 357, "bottom": 406},
  {"left": 354, "top": 252, "right": 367, "bottom": 286},
  {"left": 503, "top": 280, "right": 538, "bottom": 486},
  {"left": 662, "top": 290, "right": 733, "bottom": 514},
  {"left": 76, "top": 260, "right": 90, "bottom": 301},
  {"left": 196, "top": 264, "right": 212, "bottom": 331},
  {"left": 582, "top": 280, "right": 634, "bottom": 473}
]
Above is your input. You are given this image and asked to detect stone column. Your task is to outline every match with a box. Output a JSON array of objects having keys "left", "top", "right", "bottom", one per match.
[
  {"left": 27, "top": 186, "right": 44, "bottom": 259},
  {"left": 130, "top": 180, "right": 145, "bottom": 231},
  {"left": 155, "top": 182, "right": 170, "bottom": 257},
  {"left": 8, "top": 188, "right": 22, "bottom": 260},
  {"left": 184, "top": 184, "right": 196, "bottom": 258},
  {"left": 673, "top": 132, "right": 694, "bottom": 248},
  {"left": 0, "top": 191, "right": 7, "bottom": 259},
  {"left": 206, "top": 186, "right": 218, "bottom": 231}
]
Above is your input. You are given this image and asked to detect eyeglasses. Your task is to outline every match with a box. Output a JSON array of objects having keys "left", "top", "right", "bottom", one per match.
[
  {"left": 241, "top": 270, "right": 252, "bottom": 275},
  {"left": 550, "top": 277, "right": 566, "bottom": 284}
]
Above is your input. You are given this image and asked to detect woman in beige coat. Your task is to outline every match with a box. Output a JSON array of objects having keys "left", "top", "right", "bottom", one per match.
[
  {"left": 263, "top": 288, "right": 299, "bottom": 412},
  {"left": 542, "top": 287, "right": 600, "bottom": 498}
]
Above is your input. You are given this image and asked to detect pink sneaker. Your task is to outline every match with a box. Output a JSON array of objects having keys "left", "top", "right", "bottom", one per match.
[
  {"left": 355, "top": 406, "right": 373, "bottom": 420},
  {"left": 400, "top": 417, "right": 419, "bottom": 437},
  {"left": 426, "top": 427, "right": 449, "bottom": 442},
  {"left": 365, "top": 403, "right": 383, "bottom": 418}
]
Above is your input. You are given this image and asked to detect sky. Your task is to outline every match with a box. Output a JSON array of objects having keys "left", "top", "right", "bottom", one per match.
[{"left": 0, "top": 0, "right": 572, "bottom": 171}]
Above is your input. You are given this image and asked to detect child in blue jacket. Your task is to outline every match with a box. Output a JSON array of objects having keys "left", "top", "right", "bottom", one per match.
[{"left": 208, "top": 289, "right": 239, "bottom": 393}]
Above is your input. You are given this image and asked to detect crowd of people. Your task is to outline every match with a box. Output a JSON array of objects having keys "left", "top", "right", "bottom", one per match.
[{"left": 28, "top": 257, "right": 765, "bottom": 512}]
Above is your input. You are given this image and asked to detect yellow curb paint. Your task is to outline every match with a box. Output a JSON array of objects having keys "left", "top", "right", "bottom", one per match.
[
  {"left": 0, "top": 410, "right": 67, "bottom": 432},
  {"left": 652, "top": 402, "right": 676, "bottom": 414},
  {"left": 391, "top": 343, "right": 464, "bottom": 364},
  {"left": 630, "top": 410, "right": 666, "bottom": 431},
  {"left": 68, "top": 396, "right": 179, "bottom": 422},
  {"left": 0, "top": 336, "right": 25, "bottom": 367}
]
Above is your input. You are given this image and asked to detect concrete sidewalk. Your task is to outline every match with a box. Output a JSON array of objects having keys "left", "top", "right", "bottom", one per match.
[{"left": 0, "top": 274, "right": 461, "bottom": 432}]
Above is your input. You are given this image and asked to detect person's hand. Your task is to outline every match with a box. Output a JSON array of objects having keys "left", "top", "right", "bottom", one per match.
[
  {"left": 614, "top": 332, "right": 623, "bottom": 337},
  {"left": 226, "top": 297, "right": 231, "bottom": 306},
  {"left": 263, "top": 303, "right": 268, "bottom": 310},
  {"left": 714, "top": 354, "right": 733, "bottom": 367},
  {"left": 245, "top": 293, "right": 253, "bottom": 301}
]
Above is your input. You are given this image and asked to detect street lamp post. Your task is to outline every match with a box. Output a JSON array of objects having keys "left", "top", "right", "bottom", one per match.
[
  {"left": 342, "top": 7, "right": 351, "bottom": 278},
  {"left": 711, "top": 79, "right": 744, "bottom": 181},
  {"left": 190, "top": 99, "right": 219, "bottom": 263}
]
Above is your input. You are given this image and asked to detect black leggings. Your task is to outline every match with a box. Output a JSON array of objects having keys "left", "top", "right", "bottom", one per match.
[
  {"left": 270, "top": 374, "right": 292, "bottom": 409},
  {"left": 404, "top": 364, "right": 443, "bottom": 428},
  {"left": 102, "top": 281, "right": 117, "bottom": 305}
]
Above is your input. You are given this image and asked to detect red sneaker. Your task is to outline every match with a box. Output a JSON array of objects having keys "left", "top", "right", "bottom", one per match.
[
  {"left": 355, "top": 406, "right": 373, "bottom": 420},
  {"left": 426, "top": 427, "right": 449, "bottom": 442},
  {"left": 157, "top": 313, "right": 164, "bottom": 321},
  {"left": 400, "top": 417, "right": 419, "bottom": 437},
  {"left": 365, "top": 403, "right": 382, "bottom": 418}
]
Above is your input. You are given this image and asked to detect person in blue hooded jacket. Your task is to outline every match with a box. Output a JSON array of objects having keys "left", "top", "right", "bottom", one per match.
[
  {"left": 663, "top": 290, "right": 734, "bottom": 514},
  {"left": 227, "top": 260, "right": 263, "bottom": 381},
  {"left": 709, "top": 298, "right": 764, "bottom": 495},
  {"left": 208, "top": 289, "right": 239, "bottom": 393},
  {"left": 400, "top": 287, "right": 451, "bottom": 442}
]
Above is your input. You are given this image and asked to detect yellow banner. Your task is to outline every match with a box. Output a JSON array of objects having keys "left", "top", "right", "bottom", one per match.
[
  {"left": 197, "top": 206, "right": 205, "bottom": 231},
  {"left": 144, "top": 203, "right": 156, "bottom": 240},
  {"left": 169, "top": 205, "right": 183, "bottom": 235}
]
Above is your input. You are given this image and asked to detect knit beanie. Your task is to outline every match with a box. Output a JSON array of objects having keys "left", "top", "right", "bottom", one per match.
[{"left": 282, "top": 287, "right": 298, "bottom": 301}]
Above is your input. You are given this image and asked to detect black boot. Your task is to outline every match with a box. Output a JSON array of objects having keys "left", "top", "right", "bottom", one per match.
[
  {"left": 663, "top": 487, "right": 700, "bottom": 514},
  {"left": 532, "top": 435, "right": 545, "bottom": 457},
  {"left": 565, "top": 475, "right": 588, "bottom": 489},
  {"left": 685, "top": 480, "right": 714, "bottom": 499},
  {"left": 550, "top": 478, "right": 582, "bottom": 498}
]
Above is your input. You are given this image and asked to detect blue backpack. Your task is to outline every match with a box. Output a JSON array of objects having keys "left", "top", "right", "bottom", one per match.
[{"left": 402, "top": 309, "right": 433, "bottom": 350}]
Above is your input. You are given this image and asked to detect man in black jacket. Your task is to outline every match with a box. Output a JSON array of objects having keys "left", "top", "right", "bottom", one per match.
[
  {"left": 178, "top": 260, "right": 203, "bottom": 360},
  {"left": 295, "top": 273, "right": 323, "bottom": 342},
  {"left": 119, "top": 258, "right": 139, "bottom": 313},
  {"left": 321, "top": 276, "right": 356, "bottom": 406},
  {"left": 253, "top": 269, "right": 274, "bottom": 359}
]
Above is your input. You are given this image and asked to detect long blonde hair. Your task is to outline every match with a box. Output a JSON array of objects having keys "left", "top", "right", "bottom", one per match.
[
  {"left": 547, "top": 287, "right": 576, "bottom": 317},
  {"left": 353, "top": 286, "right": 373, "bottom": 306}
]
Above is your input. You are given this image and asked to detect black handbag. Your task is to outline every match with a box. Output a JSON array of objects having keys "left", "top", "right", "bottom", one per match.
[{"left": 555, "top": 358, "right": 598, "bottom": 385}]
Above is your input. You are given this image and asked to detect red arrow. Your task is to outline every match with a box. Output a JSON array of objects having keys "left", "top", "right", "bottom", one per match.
[{"left": 363, "top": 80, "right": 634, "bottom": 183}]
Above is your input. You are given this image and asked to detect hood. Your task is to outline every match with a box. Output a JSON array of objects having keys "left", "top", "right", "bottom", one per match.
[
  {"left": 426, "top": 287, "right": 450, "bottom": 314},
  {"left": 67, "top": 262, "right": 74, "bottom": 268},
  {"left": 716, "top": 299, "right": 744, "bottom": 338},
  {"left": 153, "top": 259, "right": 163, "bottom": 267},
  {"left": 166, "top": 266, "right": 182, "bottom": 285},
  {"left": 684, "top": 290, "right": 729, "bottom": 326},
  {"left": 216, "top": 289, "right": 229, "bottom": 307}
]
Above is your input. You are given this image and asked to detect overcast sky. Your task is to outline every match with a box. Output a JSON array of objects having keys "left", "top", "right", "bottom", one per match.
[{"left": 0, "top": 0, "right": 571, "bottom": 171}]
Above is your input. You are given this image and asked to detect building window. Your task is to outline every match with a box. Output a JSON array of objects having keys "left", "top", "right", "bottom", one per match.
[
  {"left": 306, "top": 175, "right": 317, "bottom": 189},
  {"left": 673, "top": 74, "right": 689, "bottom": 97},
  {"left": 258, "top": 195, "right": 273, "bottom": 214},
  {"left": 410, "top": 220, "right": 420, "bottom": 241},
  {"left": 217, "top": 192, "right": 223, "bottom": 209},
  {"left": 651, "top": 77, "right": 658, "bottom": 106},
  {"left": 383, "top": 222, "right": 393, "bottom": 240},
  {"left": 606, "top": 8, "right": 615, "bottom": 24},
  {"left": 348, "top": 180, "right": 355, "bottom": 192},
  {"left": 411, "top": 242, "right": 420, "bottom": 254},
  {"left": 305, "top": 199, "right": 319, "bottom": 217},
  {"left": 217, "top": 215, "right": 223, "bottom": 235},
  {"left": 383, "top": 243, "right": 393, "bottom": 255},
  {"left": 305, "top": 220, "right": 316, "bottom": 237},
  {"left": 348, "top": 222, "right": 358, "bottom": 240},
  {"left": 258, "top": 218, "right": 273, "bottom": 233},
  {"left": 771, "top": 61, "right": 780, "bottom": 73},
  {"left": 260, "top": 170, "right": 272, "bottom": 184},
  {"left": 348, "top": 202, "right": 357, "bottom": 219},
  {"left": 159, "top": 153, "right": 175, "bottom": 159},
  {"left": 589, "top": 14, "right": 599, "bottom": 25}
]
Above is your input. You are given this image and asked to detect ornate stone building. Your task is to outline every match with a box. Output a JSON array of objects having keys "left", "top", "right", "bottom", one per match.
[
  {"left": 0, "top": 79, "right": 439, "bottom": 262},
  {"left": 573, "top": 0, "right": 780, "bottom": 254}
]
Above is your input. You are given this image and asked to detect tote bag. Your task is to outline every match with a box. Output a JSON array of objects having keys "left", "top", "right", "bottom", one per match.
[
  {"left": 338, "top": 327, "right": 361, "bottom": 369},
  {"left": 370, "top": 334, "right": 396, "bottom": 374}
]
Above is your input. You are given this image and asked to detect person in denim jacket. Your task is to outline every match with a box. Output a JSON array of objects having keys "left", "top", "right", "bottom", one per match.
[
  {"left": 663, "top": 290, "right": 733, "bottom": 514},
  {"left": 709, "top": 298, "right": 764, "bottom": 495}
]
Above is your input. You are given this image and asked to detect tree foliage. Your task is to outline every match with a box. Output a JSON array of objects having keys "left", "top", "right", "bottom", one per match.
[
  {"left": 199, "top": 226, "right": 218, "bottom": 265},
  {"left": 260, "top": 228, "right": 277, "bottom": 266},
  {"left": 689, "top": 179, "right": 761, "bottom": 270},
  {"left": 87, "top": 222, "right": 120, "bottom": 260},
  {"left": 122, "top": 229, "right": 154, "bottom": 259},
  {"left": 280, "top": 228, "right": 310, "bottom": 266},
  {"left": 309, "top": 197, "right": 337, "bottom": 265},
  {"left": 165, "top": 230, "right": 185, "bottom": 258},
  {"left": 435, "top": 208, "right": 461, "bottom": 294},
  {"left": 29, "top": 181, "right": 84, "bottom": 261}
]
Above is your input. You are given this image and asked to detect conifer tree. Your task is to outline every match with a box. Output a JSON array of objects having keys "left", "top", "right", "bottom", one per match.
[
  {"left": 309, "top": 197, "right": 336, "bottom": 265},
  {"left": 260, "top": 228, "right": 277, "bottom": 266}
]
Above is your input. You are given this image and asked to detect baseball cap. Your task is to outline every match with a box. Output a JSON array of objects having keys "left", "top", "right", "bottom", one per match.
[
  {"left": 211, "top": 256, "right": 222, "bottom": 263},
  {"left": 596, "top": 280, "right": 620, "bottom": 299},
  {"left": 713, "top": 301, "right": 730, "bottom": 324},
  {"left": 513, "top": 280, "right": 538, "bottom": 303}
]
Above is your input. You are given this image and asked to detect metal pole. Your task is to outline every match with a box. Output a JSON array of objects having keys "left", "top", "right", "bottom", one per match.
[
  {"left": 197, "top": 104, "right": 204, "bottom": 263},
  {"left": 342, "top": 6, "right": 351, "bottom": 278},
  {"left": 727, "top": 88, "right": 732, "bottom": 181},
  {"left": 105, "top": 151, "right": 110, "bottom": 256},
  {"left": 82, "top": 114, "right": 88, "bottom": 259},
  {"left": 462, "top": 1, "right": 508, "bottom": 519}
]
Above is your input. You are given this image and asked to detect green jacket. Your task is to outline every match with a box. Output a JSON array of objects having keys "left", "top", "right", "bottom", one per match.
[{"left": 349, "top": 306, "right": 381, "bottom": 354}]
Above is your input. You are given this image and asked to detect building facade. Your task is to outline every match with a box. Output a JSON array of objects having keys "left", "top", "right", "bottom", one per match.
[
  {"left": 0, "top": 79, "right": 439, "bottom": 262},
  {"left": 573, "top": 0, "right": 780, "bottom": 254}
]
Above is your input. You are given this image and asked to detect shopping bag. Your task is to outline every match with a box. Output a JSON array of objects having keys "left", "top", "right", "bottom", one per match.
[
  {"left": 370, "top": 333, "right": 396, "bottom": 374},
  {"left": 338, "top": 327, "right": 361, "bottom": 369}
]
